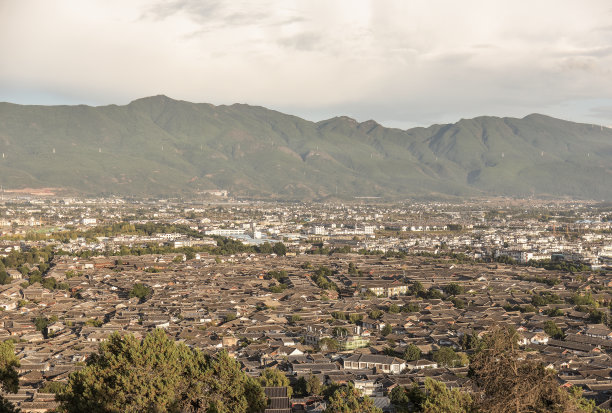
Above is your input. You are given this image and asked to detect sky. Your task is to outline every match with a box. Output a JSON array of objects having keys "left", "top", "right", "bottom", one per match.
[{"left": 1, "top": 0, "right": 612, "bottom": 129}]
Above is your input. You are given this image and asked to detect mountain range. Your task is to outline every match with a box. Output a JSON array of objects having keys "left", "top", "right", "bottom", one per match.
[{"left": 0, "top": 95, "right": 611, "bottom": 200}]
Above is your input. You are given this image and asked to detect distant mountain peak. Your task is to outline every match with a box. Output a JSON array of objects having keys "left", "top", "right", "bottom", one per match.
[
  {"left": 0, "top": 98, "right": 610, "bottom": 199},
  {"left": 128, "top": 95, "right": 181, "bottom": 105}
]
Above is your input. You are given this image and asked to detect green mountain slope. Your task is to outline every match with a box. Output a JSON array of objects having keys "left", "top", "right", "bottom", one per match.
[{"left": 0, "top": 96, "right": 610, "bottom": 199}]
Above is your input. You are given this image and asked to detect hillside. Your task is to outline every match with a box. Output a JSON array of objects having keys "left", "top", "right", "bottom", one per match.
[{"left": 0, "top": 95, "right": 611, "bottom": 199}]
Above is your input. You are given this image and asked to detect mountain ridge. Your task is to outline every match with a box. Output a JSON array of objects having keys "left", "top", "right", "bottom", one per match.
[{"left": 0, "top": 95, "right": 611, "bottom": 199}]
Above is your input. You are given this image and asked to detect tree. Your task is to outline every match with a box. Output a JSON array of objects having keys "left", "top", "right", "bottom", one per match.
[
  {"left": 28, "top": 273, "right": 43, "bottom": 285},
  {"left": 324, "top": 385, "right": 382, "bottom": 413},
  {"left": 392, "top": 380, "right": 474, "bottom": 413},
  {"left": 272, "top": 242, "right": 287, "bottom": 256},
  {"left": 305, "top": 374, "right": 321, "bottom": 396},
  {"left": 421, "top": 378, "right": 475, "bottom": 413},
  {"left": 0, "top": 270, "right": 11, "bottom": 285},
  {"left": 588, "top": 310, "right": 609, "bottom": 326},
  {"left": 469, "top": 325, "right": 573, "bottom": 413},
  {"left": 224, "top": 313, "right": 237, "bottom": 323},
  {"left": 545, "top": 308, "right": 565, "bottom": 317},
  {"left": 572, "top": 292, "right": 596, "bottom": 306},
  {"left": 403, "top": 344, "right": 421, "bottom": 361},
  {"left": 402, "top": 303, "right": 420, "bottom": 313},
  {"left": 257, "top": 242, "right": 274, "bottom": 254},
  {"left": 185, "top": 250, "right": 196, "bottom": 260},
  {"left": 34, "top": 316, "right": 49, "bottom": 333},
  {"left": 368, "top": 309, "right": 383, "bottom": 319},
  {"left": 301, "top": 261, "right": 313, "bottom": 269},
  {"left": 0, "top": 340, "right": 21, "bottom": 413},
  {"left": 294, "top": 376, "right": 308, "bottom": 397},
  {"left": 56, "top": 329, "right": 266, "bottom": 413},
  {"left": 259, "top": 368, "right": 292, "bottom": 397},
  {"left": 531, "top": 292, "right": 561, "bottom": 307},
  {"left": 410, "top": 281, "right": 424, "bottom": 296},
  {"left": 388, "top": 303, "right": 400, "bottom": 313},
  {"left": 381, "top": 324, "right": 392, "bottom": 337},
  {"left": 452, "top": 297, "right": 466, "bottom": 309},
  {"left": 433, "top": 347, "right": 460, "bottom": 367},
  {"left": 39, "top": 381, "right": 67, "bottom": 394},
  {"left": 444, "top": 283, "right": 464, "bottom": 296},
  {"left": 129, "top": 283, "right": 152, "bottom": 302},
  {"left": 269, "top": 283, "right": 288, "bottom": 293},
  {"left": 259, "top": 367, "right": 289, "bottom": 388},
  {"left": 567, "top": 385, "right": 611, "bottom": 413},
  {"left": 425, "top": 287, "right": 444, "bottom": 300},
  {"left": 348, "top": 313, "right": 363, "bottom": 324},
  {"left": 543, "top": 320, "right": 565, "bottom": 339},
  {"left": 456, "top": 352, "right": 469, "bottom": 367},
  {"left": 42, "top": 276, "right": 58, "bottom": 290},
  {"left": 390, "top": 385, "right": 412, "bottom": 413}
]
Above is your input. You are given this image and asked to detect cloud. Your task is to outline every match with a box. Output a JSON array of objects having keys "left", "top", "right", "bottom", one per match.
[
  {"left": 589, "top": 105, "right": 612, "bottom": 120},
  {"left": 1, "top": 0, "right": 612, "bottom": 127}
]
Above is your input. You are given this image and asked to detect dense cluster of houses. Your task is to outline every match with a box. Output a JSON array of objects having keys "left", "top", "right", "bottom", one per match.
[
  {"left": 1, "top": 250, "right": 611, "bottom": 412},
  {"left": 0, "top": 197, "right": 611, "bottom": 411}
]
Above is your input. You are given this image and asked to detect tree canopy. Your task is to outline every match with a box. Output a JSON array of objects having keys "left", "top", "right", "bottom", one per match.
[
  {"left": 0, "top": 340, "right": 20, "bottom": 413},
  {"left": 403, "top": 344, "right": 422, "bottom": 362},
  {"left": 294, "top": 374, "right": 321, "bottom": 397},
  {"left": 421, "top": 378, "right": 475, "bottom": 413},
  {"left": 56, "top": 329, "right": 266, "bottom": 413},
  {"left": 272, "top": 242, "right": 287, "bottom": 256},
  {"left": 259, "top": 367, "right": 291, "bottom": 397},
  {"left": 469, "top": 325, "right": 572, "bottom": 413},
  {"left": 433, "top": 347, "right": 467, "bottom": 368},
  {"left": 128, "top": 283, "right": 152, "bottom": 302},
  {"left": 323, "top": 385, "right": 382, "bottom": 413}
]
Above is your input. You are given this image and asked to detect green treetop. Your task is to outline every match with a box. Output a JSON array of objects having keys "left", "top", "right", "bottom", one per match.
[
  {"left": 56, "top": 329, "right": 266, "bottom": 413},
  {"left": 324, "top": 385, "right": 382, "bottom": 413},
  {"left": 259, "top": 367, "right": 292, "bottom": 397},
  {"left": 128, "top": 283, "right": 152, "bottom": 302},
  {"left": 0, "top": 340, "right": 21, "bottom": 413}
]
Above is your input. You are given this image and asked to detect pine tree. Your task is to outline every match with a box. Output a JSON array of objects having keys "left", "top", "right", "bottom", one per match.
[{"left": 56, "top": 329, "right": 266, "bottom": 413}]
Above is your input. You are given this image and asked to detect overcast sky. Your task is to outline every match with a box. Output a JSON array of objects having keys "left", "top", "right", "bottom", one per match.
[{"left": 1, "top": 0, "right": 612, "bottom": 128}]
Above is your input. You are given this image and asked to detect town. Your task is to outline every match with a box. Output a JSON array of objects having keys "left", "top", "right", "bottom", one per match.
[{"left": 1, "top": 194, "right": 611, "bottom": 412}]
